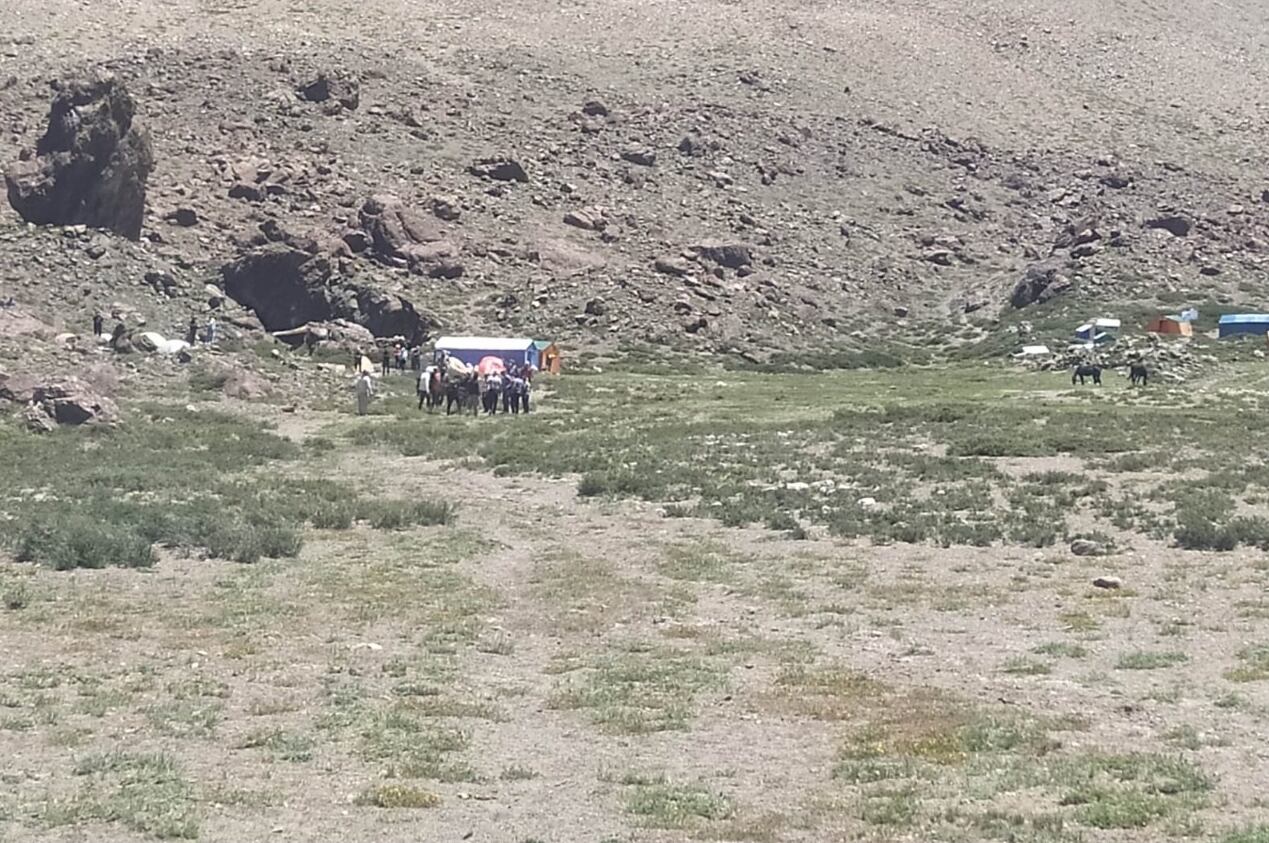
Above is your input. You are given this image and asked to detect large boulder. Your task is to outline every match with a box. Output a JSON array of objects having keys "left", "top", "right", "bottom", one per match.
[
  {"left": 221, "top": 243, "right": 431, "bottom": 342},
  {"left": 5, "top": 75, "right": 153, "bottom": 239},
  {"left": 1010, "top": 262, "right": 1072, "bottom": 309},
  {"left": 357, "top": 194, "right": 449, "bottom": 263},
  {"left": 22, "top": 377, "right": 118, "bottom": 429}
]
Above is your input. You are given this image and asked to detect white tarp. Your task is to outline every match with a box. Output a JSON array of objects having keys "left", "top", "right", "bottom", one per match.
[
  {"left": 135, "top": 331, "right": 166, "bottom": 352},
  {"left": 1015, "top": 345, "right": 1051, "bottom": 357}
]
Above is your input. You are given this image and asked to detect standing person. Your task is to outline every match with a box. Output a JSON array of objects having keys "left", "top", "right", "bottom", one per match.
[
  {"left": 381, "top": 347, "right": 391, "bottom": 376},
  {"left": 186, "top": 316, "right": 198, "bottom": 345},
  {"left": 110, "top": 321, "right": 126, "bottom": 350},
  {"left": 92, "top": 312, "right": 104, "bottom": 337},
  {"left": 396, "top": 345, "right": 406, "bottom": 371},
  {"left": 355, "top": 371, "right": 374, "bottom": 415},
  {"left": 352, "top": 348, "right": 362, "bottom": 371},
  {"left": 206, "top": 317, "right": 217, "bottom": 344}
]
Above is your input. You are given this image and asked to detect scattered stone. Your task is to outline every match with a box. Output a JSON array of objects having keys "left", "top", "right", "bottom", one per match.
[
  {"left": 580, "top": 100, "right": 609, "bottom": 117},
  {"left": 5, "top": 74, "right": 154, "bottom": 239},
  {"left": 893, "top": 306, "right": 909, "bottom": 317},
  {"left": 296, "top": 71, "right": 360, "bottom": 110},
  {"left": 584, "top": 297, "right": 607, "bottom": 316},
  {"left": 1100, "top": 173, "right": 1132, "bottom": 189},
  {"left": 1145, "top": 214, "right": 1193, "bottom": 237},
  {"left": 468, "top": 157, "right": 529, "bottom": 183},
  {"left": 1092, "top": 576, "right": 1122, "bottom": 590},
  {"left": 1070, "top": 538, "right": 1107, "bottom": 557}
]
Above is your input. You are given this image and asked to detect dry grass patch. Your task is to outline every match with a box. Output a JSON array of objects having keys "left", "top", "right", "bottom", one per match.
[{"left": 548, "top": 642, "right": 726, "bottom": 735}]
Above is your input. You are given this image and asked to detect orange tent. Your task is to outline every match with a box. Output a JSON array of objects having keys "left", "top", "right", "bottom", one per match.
[{"left": 1146, "top": 316, "right": 1193, "bottom": 336}]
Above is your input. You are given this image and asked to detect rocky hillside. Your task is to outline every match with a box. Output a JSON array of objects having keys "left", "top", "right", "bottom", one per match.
[{"left": 0, "top": 0, "right": 1267, "bottom": 359}]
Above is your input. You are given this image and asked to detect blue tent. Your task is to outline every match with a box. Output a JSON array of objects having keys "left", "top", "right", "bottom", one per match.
[
  {"left": 1218, "top": 314, "right": 1269, "bottom": 338},
  {"left": 435, "top": 336, "right": 540, "bottom": 368}
]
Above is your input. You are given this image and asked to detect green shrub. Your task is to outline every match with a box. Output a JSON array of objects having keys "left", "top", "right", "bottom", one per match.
[
  {"left": 15, "top": 518, "right": 155, "bottom": 570},
  {"left": 311, "top": 502, "right": 356, "bottom": 530}
]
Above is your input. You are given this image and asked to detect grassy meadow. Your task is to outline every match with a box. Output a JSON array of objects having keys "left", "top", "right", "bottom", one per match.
[{"left": 1, "top": 361, "right": 1268, "bottom": 841}]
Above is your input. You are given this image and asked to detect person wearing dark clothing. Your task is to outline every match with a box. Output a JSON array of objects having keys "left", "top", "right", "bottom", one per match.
[
  {"left": 110, "top": 322, "right": 126, "bottom": 349},
  {"left": 381, "top": 348, "right": 392, "bottom": 376},
  {"left": 187, "top": 316, "right": 198, "bottom": 345},
  {"left": 92, "top": 313, "right": 104, "bottom": 337}
]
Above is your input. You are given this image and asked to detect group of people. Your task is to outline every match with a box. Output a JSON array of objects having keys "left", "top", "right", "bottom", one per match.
[
  {"left": 376, "top": 342, "right": 426, "bottom": 376},
  {"left": 354, "top": 348, "right": 536, "bottom": 417},
  {"left": 88, "top": 312, "right": 216, "bottom": 347},
  {"left": 185, "top": 315, "right": 217, "bottom": 346}
]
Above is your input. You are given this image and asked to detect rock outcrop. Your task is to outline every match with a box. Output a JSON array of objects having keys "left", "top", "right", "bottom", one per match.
[
  {"left": 6, "top": 376, "right": 119, "bottom": 431},
  {"left": 220, "top": 243, "right": 430, "bottom": 342},
  {"left": 1010, "top": 261, "right": 1072, "bottom": 309},
  {"left": 5, "top": 75, "right": 154, "bottom": 239}
]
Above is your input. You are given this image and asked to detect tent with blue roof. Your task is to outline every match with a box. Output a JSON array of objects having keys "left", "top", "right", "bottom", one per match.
[{"left": 1218, "top": 314, "right": 1269, "bottom": 338}]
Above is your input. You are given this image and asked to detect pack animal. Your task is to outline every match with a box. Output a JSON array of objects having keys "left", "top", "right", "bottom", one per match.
[
  {"left": 445, "top": 373, "right": 479, "bottom": 416},
  {"left": 1072, "top": 365, "right": 1101, "bottom": 386}
]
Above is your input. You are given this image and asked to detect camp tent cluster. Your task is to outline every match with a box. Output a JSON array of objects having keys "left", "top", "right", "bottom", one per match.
[
  {"left": 1072, "top": 317, "right": 1119, "bottom": 347},
  {"left": 434, "top": 336, "right": 562, "bottom": 373}
]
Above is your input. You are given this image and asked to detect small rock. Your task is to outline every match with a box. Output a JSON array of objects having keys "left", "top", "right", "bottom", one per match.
[
  {"left": 1145, "top": 214, "right": 1192, "bottom": 237},
  {"left": 296, "top": 71, "right": 360, "bottom": 110},
  {"left": 654, "top": 256, "right": 691, "bottom": 276},
  {"left": 228, "top": 182, "right": 267, "bottom": 202},
  {"left": 580, "top": 100, "right": 609, "bottom": 117},
  {"left": 1070, "top": 538, "right": 1106, "bottom": 557},
  {"left": 893, "top": 306, "right": 910, "bottom": 317},
  {"left": 1092, "top": 576, "right": 1122, "bottom": 590},
  {"left": 468, "top": 157, "right": 529, "bottom": 183},
  {"left": 563, "top": 209, "right": 598, "bottom": 231},
  {"left": 430, "top": 195, "right": 461, "bottom": 221},
  {"left": 620, "top": 147, "right": 656, "bottom": 167},
  {"left": 584, "top": 297, "right": 606, "bottom": 316},
  {"left": 165, "top": 207, "right": 199, "bottom": 227}
]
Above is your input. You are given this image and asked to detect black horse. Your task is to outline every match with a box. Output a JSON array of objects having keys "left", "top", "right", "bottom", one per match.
[
  {"left": 445, "top": 375, "right": 480, "bottom": 416},
  {"left": 1129, "top": 363, "right": 1148, "bottom": 386},
  {"left": 1072, "top": 365, "right": 1102, "bottom": 385}
]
